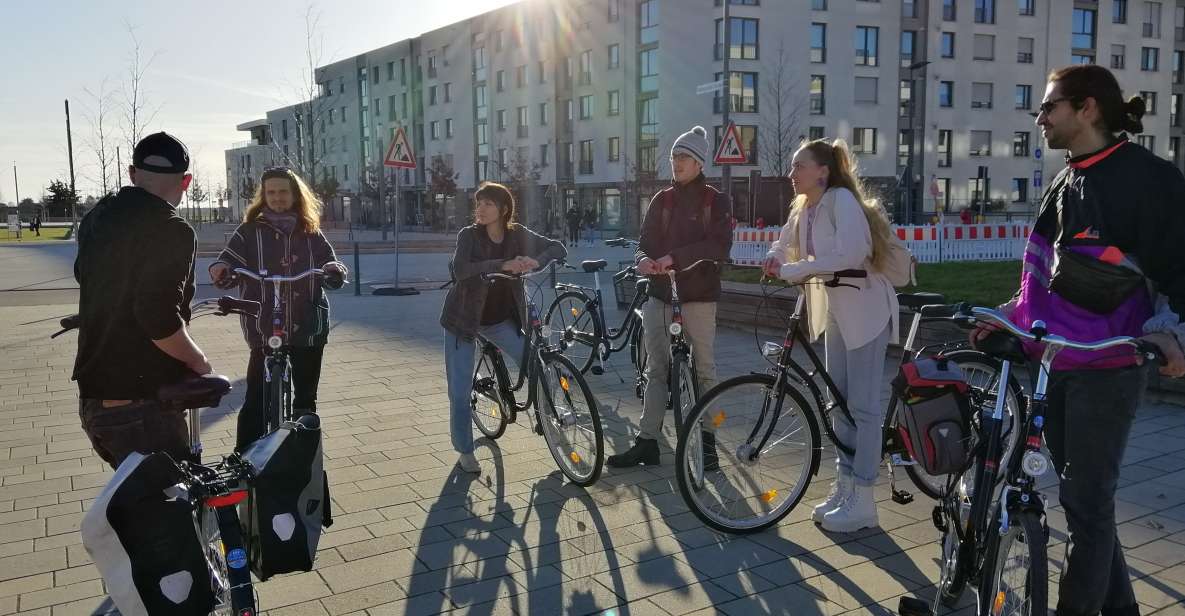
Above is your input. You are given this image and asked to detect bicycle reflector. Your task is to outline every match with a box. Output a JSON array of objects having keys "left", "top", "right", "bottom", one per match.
[
  {"left": 712, "top": 411, "right": 726, "bottom": 428},
  {"left": 560, "top": 376, "right": 570, "bottom": 392},
  {"left": 668, "top": 322, "right": 683, "bottom": 335},
  {"left": 760, "top": 489, "right": 778, "bottom": 503},
  {"left": 1021, "top": 450, "right": 1050, "bottom": 478}
]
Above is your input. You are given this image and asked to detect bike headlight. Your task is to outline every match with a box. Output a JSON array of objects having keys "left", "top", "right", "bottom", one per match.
[
  {"left": 762, "top": 341, "right": 782, "bottom": 357},
  {"left": 540, "top": 325, "right": 554, "bottom": 340},
  {"left": 668, "top": 322, "right": 683, "bottom": 336},
  {"left": 267, "top": 335, "right": 283, "bottom": 349},
  {"left": 1021, "top": 450, "right": 1050, "bottom": 478}
]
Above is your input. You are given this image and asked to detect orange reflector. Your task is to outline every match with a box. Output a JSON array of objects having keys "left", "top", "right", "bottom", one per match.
[
  {"left": 560, "top": 377, "right": 570, "bottom": 392},
  {"left": 993, "top": 592, "right": 1005, "bottom": 615},
  {"left": 570, "top": 307, "right": 579, "bottom": 317},
  {"left": 712, "top": 411, "right": 726, "bottom": 428},
  {"left": 490, "top": 407, "right": 499, "bottom": 418},
  {"left": 760, "top": 489, "right": 777, "bottom": 503},
  {"left": 569, "top": 451, "right": 582, "bottom": 464}
]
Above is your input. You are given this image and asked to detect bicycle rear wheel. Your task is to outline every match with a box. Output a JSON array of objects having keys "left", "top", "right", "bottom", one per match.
[
  {"left": 676, "top": 374, "right": 820, "bottom": 534},
  {"left": 545, "top": 292, "right": 602, "bottom": 374},
  {"left": 198, "top": 505, "right": 255, "bottom": 616},
  {"left": 978, "top": 508, "right": 1048, "bottom": 616},
  {"left": 933, "top": 473, "right": 976, "bottom": 609},
  {"left": 537, "top": 353, "right": 604, "bottom": 486},
  {"left": 471, "top": 346, "right": 509, "bottom": 439}
]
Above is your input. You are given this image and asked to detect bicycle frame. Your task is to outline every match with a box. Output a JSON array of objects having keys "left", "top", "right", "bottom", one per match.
[{"left": 555, "top": 266, "right": 649, "bottom": 357}]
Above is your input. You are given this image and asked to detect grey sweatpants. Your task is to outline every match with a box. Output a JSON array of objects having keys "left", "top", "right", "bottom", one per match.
[
  {"left": 637, "top": 299, "right": 717, "bottom": 441},
  {"left": 824, "top": 316, "right": 891, "bottom": 486}
]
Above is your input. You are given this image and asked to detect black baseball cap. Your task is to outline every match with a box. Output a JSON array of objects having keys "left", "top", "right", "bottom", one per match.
[{"left": 133, "top": 132, "right": 190, "bottom": 174}]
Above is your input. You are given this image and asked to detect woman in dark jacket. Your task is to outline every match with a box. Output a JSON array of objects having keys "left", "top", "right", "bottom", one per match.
[
  {"left": 209, "top": 167, "right": 347, "bottom": 450},
  {"left": 441, "top": 181, "right": 566, "bottom": 473}
]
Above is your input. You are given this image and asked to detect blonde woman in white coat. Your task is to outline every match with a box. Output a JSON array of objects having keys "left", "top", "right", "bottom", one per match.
[{"left": 762, "top": 139, "right": 900, "bottom": 533}]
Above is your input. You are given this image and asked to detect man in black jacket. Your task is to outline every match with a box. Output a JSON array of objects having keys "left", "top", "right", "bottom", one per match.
[{"left": 73, "top": 132, "right": 213, "bottom": 469}]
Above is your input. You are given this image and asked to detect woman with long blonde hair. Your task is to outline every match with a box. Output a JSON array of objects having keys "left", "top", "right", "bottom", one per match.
[
  {"left": 763, "top": 139, "right": 900, "bottom": 533},
  {"left": 209, "top": 167, "right": 348, "bottom": 450}
]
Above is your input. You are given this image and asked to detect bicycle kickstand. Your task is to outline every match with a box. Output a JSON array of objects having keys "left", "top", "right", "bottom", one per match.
[{"left": 885, "top": 459, "right": 914, "bottom": 505}]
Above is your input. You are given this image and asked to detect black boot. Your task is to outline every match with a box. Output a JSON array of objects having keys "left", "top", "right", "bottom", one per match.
[
  {"left": 607, "top": 437, "right": 660, "bottom": 468},
  {"left": 702, "top": 431, "right": 720, "bottom": 472}
]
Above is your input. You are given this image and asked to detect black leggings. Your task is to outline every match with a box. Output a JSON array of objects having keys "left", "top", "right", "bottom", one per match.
[
  {"left": 237, "top": 345, "right": 325, "bottom": 451},
  {"left": 568, "top": 225, "right": 580, "bottom": 244}
]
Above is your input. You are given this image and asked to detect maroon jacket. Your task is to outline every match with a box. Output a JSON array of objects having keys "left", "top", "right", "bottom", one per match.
[{"left": 635, "top": 173, "right": 733, "bottom": 303}]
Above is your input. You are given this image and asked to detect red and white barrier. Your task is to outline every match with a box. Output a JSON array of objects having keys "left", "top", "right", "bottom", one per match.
[{"left": 731, "top": 223, "right": 1031, "bottom": 266}]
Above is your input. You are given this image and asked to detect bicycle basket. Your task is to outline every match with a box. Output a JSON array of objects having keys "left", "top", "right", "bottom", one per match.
[
  {"left": 612, "top": 261, "right": 637, "bottom": 309},
  {"left": 892, "top": 357, "right": 973, "bottom": 476},
  {"left": 239, "top": 414, "right": 329, "bottom": 581}
]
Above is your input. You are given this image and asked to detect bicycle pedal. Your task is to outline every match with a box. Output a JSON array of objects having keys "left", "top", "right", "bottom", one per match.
[
  {"left": 891, "top": 489, "right": 914, "bottom": 505},
  {"left": 591, "top": 366, "right": 605, "bottom": 376},
  {"left": 931, "top": 505, "right": 947, "bottom": 532}
]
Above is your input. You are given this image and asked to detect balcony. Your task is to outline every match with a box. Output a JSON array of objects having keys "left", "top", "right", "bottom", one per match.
[
  {"left": 1017, "top": 52, "right": 1033, "bottom": 63},
  {"left": 517, "top": 125, "right": 529, "bottom": 139},
  {"left": 579, "top": 161, "right": 594, "bottom": 175}
]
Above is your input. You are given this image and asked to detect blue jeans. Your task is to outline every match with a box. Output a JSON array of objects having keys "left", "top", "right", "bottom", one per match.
[{"left": 444, "top": 321, "right": 525, "bottom": 455}]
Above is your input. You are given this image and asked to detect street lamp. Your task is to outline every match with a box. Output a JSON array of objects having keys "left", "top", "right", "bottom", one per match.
[{"left": 906, "top": 60, "right": 931, "bottom": 225}]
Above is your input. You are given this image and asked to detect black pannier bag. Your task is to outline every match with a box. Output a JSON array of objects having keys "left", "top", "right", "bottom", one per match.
[
  {"left": 238, "top": 414, "right": 331, "bottom": 581},
  {"left": 81, "top": 452, "right": 214, "bottom": 616},
  {"left": 892, "top": 357, "right": 974, "bottom": 476}
]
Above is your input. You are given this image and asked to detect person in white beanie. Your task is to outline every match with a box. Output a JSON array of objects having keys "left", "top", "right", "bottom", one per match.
[{"left": 607, "top": 125, "right": 733, "bottom": 468}]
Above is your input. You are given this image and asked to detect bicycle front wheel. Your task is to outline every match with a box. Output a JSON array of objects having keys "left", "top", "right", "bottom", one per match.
[
  {"left": 537, "top": 353, "right": 604, "bottom": 486},
  {"left": 198, "top": 505, "right": 233, "bottom": 615},
  {"left": 978, "top": 508, "right": 1048, "bottom": 616},
  {"left": 545, "top": 291, "right": 602, "bottom": 374},
  {"left": 676, "top": 374, "right": 820, "bottom": 534},
  {"left": 471, "top": 346, "right": 508, "bottom": 439}
]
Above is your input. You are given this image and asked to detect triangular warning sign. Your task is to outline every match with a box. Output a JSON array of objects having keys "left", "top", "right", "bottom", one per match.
[
  {"left": 384, "top": 127, "right": 417, "bottom": 169},
  {"left": 714, "top": 122, "right": 749, "bottom": 165}
]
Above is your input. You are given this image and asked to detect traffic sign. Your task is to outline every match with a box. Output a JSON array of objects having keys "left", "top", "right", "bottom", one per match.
[
  {"left": 384, "top": 127, "right": 416, "bottom": 169},
  {"left": 1034, "top": 169, "right": 1043, "bottom": 188},
  {"left": 1034, "top": 147, "right": 1042, "bottom": 160},
  {"left": 713, "top": 122, "right": 749, "bottom": 165},
  {"left": 696, "top": 80, "right": 724, "bottom": 95}
]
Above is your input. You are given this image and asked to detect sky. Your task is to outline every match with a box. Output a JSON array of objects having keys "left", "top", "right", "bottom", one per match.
[{"left": 0, "top": 0, "right": 519, "bottom": 205}]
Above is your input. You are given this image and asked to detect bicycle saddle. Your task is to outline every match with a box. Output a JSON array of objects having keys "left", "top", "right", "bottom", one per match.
[
  {"left": 582, "top": 259, "right": 609, "bottom": 273},
  {"left": 158, "top": 375, "right": 232, "bottom": 408},
  {"left": 973, "top": 330, "right": 1028, "bottom": 364}
]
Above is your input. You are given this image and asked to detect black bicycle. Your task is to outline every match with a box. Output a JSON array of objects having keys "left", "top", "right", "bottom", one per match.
[
  {"left": 674, "top": 271, "right": 1022, "bottom": 534},
  {"left": 470, "top": 266, "right": 605, "bottom": 486},
  {"left": 545, "top": 238, "right": 648, "bottom": 383},
  {"left": 900, "top": 307, "right": 1164, "bottom": 616}
]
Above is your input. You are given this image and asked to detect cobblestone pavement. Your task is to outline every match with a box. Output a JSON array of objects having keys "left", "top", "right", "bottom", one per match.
[{"left": 2, "top": 287, "right": 1184, "bottom": 616}]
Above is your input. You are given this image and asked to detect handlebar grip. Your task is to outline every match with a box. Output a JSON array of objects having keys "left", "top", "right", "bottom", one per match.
[
  {"left": 217, "top": 296, "right": 261, "bottom": 318},
  {"left": 833, "top": 269, "right": 867, "bottom": 279},
  {"left": 60, "top": 314, "right": 81, "bottom": 332},
  {"left": 1136, "top": 340, "right": 1169, "bottom": 367},
  {"left": 919, "top": 303, "right": 969, "bottom": 319}
]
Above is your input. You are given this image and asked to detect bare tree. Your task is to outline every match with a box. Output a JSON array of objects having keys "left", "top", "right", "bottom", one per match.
[
  {"left": 759, "top": 39, "right": 805, "bottom": 180},
  {"left": 82, "top": 78, "right": 119, "bottom": 196},
  {"left": 498, "top": 149, "right": 543, "bottom": 227},
  {"left": 281, "top": 4, "right": 335, "bottom": 187},
  {"left": 120, "top": 24, "right": 161, "bottom": 156}
]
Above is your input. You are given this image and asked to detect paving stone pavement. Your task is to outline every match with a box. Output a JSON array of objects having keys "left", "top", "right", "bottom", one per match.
[{"left": 2, "top": 288, "right": 1184, "bottom": 616}]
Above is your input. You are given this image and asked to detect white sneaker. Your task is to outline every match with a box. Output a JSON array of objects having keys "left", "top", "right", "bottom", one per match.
[
  {"left": 821, "top": 484, "right": 879, "bottom": 533},
  {"left": 811, "top": 474, "right": 852, "bottom": 523},
  {"left": 458, "top": 453, "right": 481, "bottom": 474}
]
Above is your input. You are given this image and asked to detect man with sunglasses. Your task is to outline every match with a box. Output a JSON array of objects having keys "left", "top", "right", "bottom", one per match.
[{"left": 973, "top": 65, "right": 1185, "bottom": 616}]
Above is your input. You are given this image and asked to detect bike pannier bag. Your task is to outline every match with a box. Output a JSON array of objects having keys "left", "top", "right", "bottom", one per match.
[
  {"left": 892, "top": 358, "right": 973, "bottom": 475},
  {"left": 81, "top": 452, "right": 214, "bottom": 616},
  {"left": 239, "top": 414, "right": 329, "bottom": 581}
]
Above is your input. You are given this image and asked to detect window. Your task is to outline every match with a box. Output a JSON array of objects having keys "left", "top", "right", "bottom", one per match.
[
  {"left": 538, "top": 61, "right": 547, "bottom": 84},
  {"left": 971, "top": 130, "right": 992, "bottom": 156},
  {"left": 496, "top": 70, "right": 505, "bottom": 92},
  {"left": 808, "top": 126, "right": 825, "bottom": 141},
  {"left": 1018, "top": 0, "right": 1035, "bottom": 17},
  {"left": 943, "top": 0, "right": 956, "bottom": 20},
  {"left": 972, "top": 82, "right": 993, "bottom": 109},
  {"left": 609, "top": 0, "right": 621, "bottom": 22},
  {"left": 1175, "top": 50, "right": 1184, "bottom": 82},
  {"left": 640, "top": 0, "right": 658, "bottom": 44},
  {"left": 899, "top": 80, "right": 913, "bottom": 117},
  {"left": 640, "top": 49, "right": 659, "bottom": 92},
  {"left": 281, "top": 119, "right": 288, "bottom": 140},
  {"left": 386, "top": 62, "right": 395, "bottom": 81},
  {"left": 1138, "top": 135, "right": 1156, "bottom": 151},
  {"left": 941, "top": 32, "right": 955, "bottom": 58},
  {"left": 714, "top": 125, "right": 758, "bottom": 164},
  {"left": 1172, "top": 137, "right": 1180, "bottom": 165},
  {"left": 901, "top": 31, "right": 917, "bottom": 67},
  {"left": 1112, "top": 44, "right": 1126, "bottom": 69},
  {"left": 939, "top": 81, "right": 954, "bottom": 107},
  {"left": 973, "top": 34, "right": 995, "bottom": 60},
  {"left": 714, "top": 71, "right": 758, "bottom": 113},
  {"left": 852, "top": 128, "right": 877, "bottom": 154},
  {"left": 429, "top": 85, "right": 437, "bottom": 105},
  {"left": 442, "top": 44, "right": 450, "bottom": 66},
  {"left": 496, "top": 109, "right": 507, "bottom": 131},
  {"left": 608, "top": 90, "right": 621, "bottom": 116},
  {"left": 495, "top": 29, "right": 504, "bottom": 52},
  {"left": 1016, "top": 84, "right": 1032, "bottom": 110},
  {"left": 428, "top": 55, "right": 438, "bottom": 78},
  {"left": 855, "top": 26, "right": 879, "bottom": 66},
  {"left": 343, "top": 164, "right": 348, "bottom": 181},
  {"left": 811, "top": 23, "right": 827, "bottom": 63},
  {"left": 608, "top": 44, "right": 620, "bottom": 70},
  {"left": 1142, "top": 47, "right": 1160, "bottom": 70},
  {"left": 430, "top": 121, "right": 439, "bottom": 140},
  {"left": 388, "top": 95, "right": 397, "bottom": 121},
  {"left": 473, "top": 46, "right": 487, "bottom": 82},
  {"left": 1178, "top": 5, "right": 1185, "bottom": 41},
  {"left": 580, "top": 50, "right": 593, "bottom": 84},
  {"left": 715, "top": 17, "right": 760, "bottom": 60},
  {"left": 1173, "top": 93, "right": 1181, "bottom": 126},
  {"left": 1073, "top": 9, "right": 1097, "bottom": 49},
  {"left": 516, "top": 65, "right": 527, "bottom": 88},
  {"left": 1018, "top": 37, "right": 1034, "bottom": 63},
  {"left": 540, "top": 143, "right": 550, "bottom": 167},
  {"left": 1144, "top": 2, "right": 1162, "bottom": 38},
  {"left": 812, "top": 0, "right": 827, "bottom": 8},
  {"left": 903, "top": 0, "right": 917, "bottom": 18},
  {"left": 608, "top": 137, "right": 621, "bottom": 162},
  {"left": 579, "top": 140, "right": 594, "bottom": 175},
  {"left": 1141, "top": 90, "right": 1158, "bottom": 114},
  {"left": 1073, "top": 54, "right": 1096, "bottom": 64},
  {"left": 399, "top": 59, "right": 406, "bottom": 86},
  {"left": 443, "top": 83, "right": 451, "bottom": 103},
  {"left": 566, "top": 99, "right": 575, "bottom": 123},
  {"left": 539, "top": 101, "right": 549, "bottom": 126},
  {"left": 855, "top": 77, "right": 878, "bottom": 104},
  {"left": 641, "top": 98, "right": 659, "bottom": 138},
  {"left": 1013, "top": 131, "right": 1030, "bottom": 156},
  {"left": 898, "top": 129, "right": 913, "bottom": 168},
  {"left": 938, "top": 129, "right": 952, "bottom": 167},
  {"left": 374, "top": 97, "right": 381, "bottom": 117},
  {"left": 1011, "top": 178, "right": 1028, "bottom": 203},
  {"left": 810, "top": 75, "right": 826, "bottom": 114},
  {"left": 1114, "top": 0, "right": 1128, "bottom": 23},
  {"left": 475, "top": 86, "right": 487, "bottom": 120},
  {"left": 580, "top": 95, "right": 594, "bottom": 119},
  {"left": 328, "top": 108, "right": 335, "bottom": 125},
  {"left": 498, "top": 148, "right": 508, "bottom": 172},
  {"left": 975, "top": 0, "right": 996, "bottom": 23},
  {"left": 446, "top": 119, "right": 454, "bottom": 138},
  {"left": 371, "top": 66, "right": 379, "bottom": 84},
  {"left": 517, "top": 106, "right": 528, "bottom": 137}
]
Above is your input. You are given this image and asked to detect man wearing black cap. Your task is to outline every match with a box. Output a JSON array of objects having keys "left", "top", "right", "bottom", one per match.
[{"left": 73, "top": 132, "right": 213, "bottom": 469}]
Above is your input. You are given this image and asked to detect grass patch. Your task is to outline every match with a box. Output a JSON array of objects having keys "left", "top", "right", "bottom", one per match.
[
  {"left": 723, "top": 260, "right": 1022, "bottom": 307},
  {"left": 0, "top": 227, "right": 72, "bottom": 242}
]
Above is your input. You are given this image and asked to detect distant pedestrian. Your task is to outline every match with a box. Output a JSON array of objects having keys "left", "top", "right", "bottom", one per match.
[
  {"left": 32, "top": 215, "right": 41, "bottom": 236},
  {"left": 583, "top": 207, "right": 597, "bottom": 247},
  {"left": 565, "top": 205, "right": 581, "bottom": 247}
]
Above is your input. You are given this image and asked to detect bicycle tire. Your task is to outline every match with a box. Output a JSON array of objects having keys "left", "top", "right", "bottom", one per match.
[
  {"left": 905, "top": 349, "right": 1025, "bottom": 500},
  {"left": 544, "top": 291, "right": 603, "bottom": 374},
  {"left": 471, "top": 346, "right": 509, "bottom": 439},
  {"left": 978, "top": 509, "right": 1048, "bottom": 616},
  {"left": 669, "top": 352, "right": 704, "bottom": 491},
  {"left": 537, "top": 353, "right": 605, "bottom": 486},
  {"left": 676, "top": 374, "right": 820, "bottom": 534},
  {"left": 263, "top": 357, "right": 286, "bottom": 436},
  {"left": 199, "top": 504, "right": 255, "bottom": 616},
  {"left": 632, "top": 324, "right": 649, "bottom": 400},
  {"left": 934, "top": 475, "right": 975, "bottom": 609}
]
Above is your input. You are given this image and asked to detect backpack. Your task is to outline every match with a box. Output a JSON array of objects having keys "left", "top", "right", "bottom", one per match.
[
  {"left": 660, "top": 185, "right": 719, "bottom": 234},
  {"left": 825, "top": 192, "right": 916, "bottom": 287},
  {"left": 891, "top": 357, "right": 973, "bottom": 476}
]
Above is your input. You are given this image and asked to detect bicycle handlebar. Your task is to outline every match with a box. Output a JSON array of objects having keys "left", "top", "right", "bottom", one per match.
[
  {"left": 232, "top": 268, "right": 325, "bottom": 284},
  {"left": 657, "top": 259, "right": 721, "bottom": 276},
  {"left": 605, "top": 237, "right": 640, "bottom": 248},
  {"left": 970, "top": 307, "right": 1166, "bottom": 364},
  {"left": 480, "top": 266, "right": 555, "bottom": 283}
]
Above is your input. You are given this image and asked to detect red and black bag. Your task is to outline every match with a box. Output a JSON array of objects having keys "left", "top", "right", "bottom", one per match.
[{"left": 892, "top": 357, "right": 973, "bottom": 475}]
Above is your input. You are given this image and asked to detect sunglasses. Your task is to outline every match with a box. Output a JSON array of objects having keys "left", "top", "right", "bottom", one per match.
[
  {"left": 1031, "top": 97, "right": 1074, "bottom": 118},
  {"left": 261, "top": 167, "right": 294, "bottom": 180}
]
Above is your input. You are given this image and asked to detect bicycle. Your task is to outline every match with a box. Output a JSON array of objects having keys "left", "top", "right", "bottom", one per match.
[
  {"left": 544, "top": 238, "right": 648, "bottom": 384},
  {"left": 899, "top": 307, "right": 1164, "bottom": 616},
  {"left": 673, "top": 270, "right": 1023, "bottom": 534},
  {"left": 469, "top": 266, "right": 606, "bottom": 486},
  {"left": 62, "top": 297, "right": 264, "bottom": 616}
]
